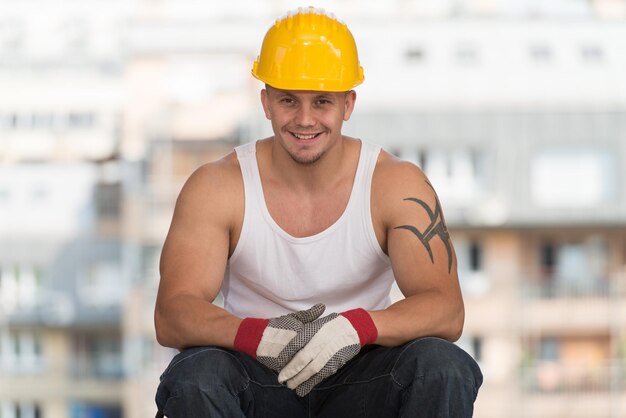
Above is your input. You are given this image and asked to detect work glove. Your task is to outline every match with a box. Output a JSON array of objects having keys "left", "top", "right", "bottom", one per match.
[
  {"left": 278, "top": 308, "right": 378, "bottom": 396},
  {"left": 233, "top": 304, "right": 326, "bottom": 372}
]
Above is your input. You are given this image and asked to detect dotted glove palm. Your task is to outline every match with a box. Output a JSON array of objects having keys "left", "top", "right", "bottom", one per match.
[
  {"left": 277, "top": 308, "right": 378, "bottom": 396},
  {"left": 233, "top": 304, "right": 326, "bottom": 372}
]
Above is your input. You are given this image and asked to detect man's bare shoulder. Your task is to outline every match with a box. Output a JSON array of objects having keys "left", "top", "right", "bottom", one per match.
[
  {"left": 181, "top": 151, "right": 240, "bottom": 193},
  {"left": 374, "top": 150, "right": 431, "bottom": 195},
  {"left": 373, "top": 150, "right": 439, "bottom": 227},
  {"left": 175, "top": 151, "right": 243, "bottom": 223}
]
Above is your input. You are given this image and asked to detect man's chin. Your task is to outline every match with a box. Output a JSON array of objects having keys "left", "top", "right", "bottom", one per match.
[{"left": 288, "top": 150, "right": 324, "bottom": 165}]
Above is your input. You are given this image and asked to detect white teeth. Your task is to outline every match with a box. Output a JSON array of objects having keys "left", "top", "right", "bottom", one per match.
[{"left": 293, "top": 133, "right": 317, "bottom": 140}]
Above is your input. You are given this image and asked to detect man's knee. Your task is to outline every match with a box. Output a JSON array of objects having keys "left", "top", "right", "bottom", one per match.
[
  {"left": 392, "top": 337, "right": 482, "bottom": 389},
  {"left": 156, "top": 347, "right": 257, "bottom": 416},
  {"left": 159, "top": 347, "right": 250, "bottom": 395}
]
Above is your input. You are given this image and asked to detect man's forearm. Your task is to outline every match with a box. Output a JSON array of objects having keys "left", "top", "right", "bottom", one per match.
[
  {"left": 155, "top": 293, "right": 242, "bottom": 350},
  {"left": 368, "top": 289, "right": 464, "bottom": 347}
]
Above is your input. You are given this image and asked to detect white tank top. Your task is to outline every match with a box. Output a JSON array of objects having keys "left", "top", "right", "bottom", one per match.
[{"left": 222, "top": 140, "right": 394, "bottom": 318}]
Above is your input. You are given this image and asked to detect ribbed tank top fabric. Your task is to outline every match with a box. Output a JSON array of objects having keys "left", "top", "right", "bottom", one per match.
[{"left": 222, "top": 140, "right": 394, "bottom": 318}]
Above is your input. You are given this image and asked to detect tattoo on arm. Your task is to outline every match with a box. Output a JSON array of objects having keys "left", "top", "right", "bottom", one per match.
[{"left": 394, "top": 180, "right": 453, "bottom": 273}]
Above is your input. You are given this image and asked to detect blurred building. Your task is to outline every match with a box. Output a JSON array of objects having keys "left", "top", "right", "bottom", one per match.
[
  {"left": 0, "top": 1, "right": 128, "bottom": 417},
  {"left": 1, "top": 1, "right": 626, "bottom": 418},
  {"left": 345, "top": 12, "right": 626, "bottom": 418}
]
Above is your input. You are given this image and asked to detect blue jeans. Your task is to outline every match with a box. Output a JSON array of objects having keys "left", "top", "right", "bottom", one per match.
[{"left": 156, "top": 337, "right": 483, "bottom": 417}]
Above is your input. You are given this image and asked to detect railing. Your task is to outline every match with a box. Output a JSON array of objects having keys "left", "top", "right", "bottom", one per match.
[
  {"left": 521, "top": 361, "right": 625, "bottom": 394},
  {"left": 0, "top": 358, "right": 45, "bottom": 376},
  {"left": 521, "top": 278, "right": 612, "bottom": 300},
  {"left": 69, "top": 354, "right": 125, "bottom": 380}
]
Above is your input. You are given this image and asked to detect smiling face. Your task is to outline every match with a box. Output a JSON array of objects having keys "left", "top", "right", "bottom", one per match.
[{"left": 261, "top": 85, "right": 357, "bottom": 165}]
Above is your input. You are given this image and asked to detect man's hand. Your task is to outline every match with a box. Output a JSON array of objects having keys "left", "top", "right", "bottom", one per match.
[
  {"left": 233, "top": 304, "right": 326, "bottom": 372},
  {"left": 278, "top": 308, "right": 378, "bottom": 396}
]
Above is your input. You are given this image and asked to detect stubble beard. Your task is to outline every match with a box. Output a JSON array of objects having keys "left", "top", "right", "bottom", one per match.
[{"left": 287, "top": 148, "right": 325, "bottom": 165}]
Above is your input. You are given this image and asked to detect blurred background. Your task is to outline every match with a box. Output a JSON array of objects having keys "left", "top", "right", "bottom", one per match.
[{"left": 1, "top": 0, "right": 625, "bottom": 417}]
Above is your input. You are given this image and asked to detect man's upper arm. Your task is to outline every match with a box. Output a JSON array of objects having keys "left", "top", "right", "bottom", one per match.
[
  {"left": 377, "top": 159, "right": 461, "bottom": 301},
  {"left": 158, "top": 161, "right": 238, "bottom": 304}
]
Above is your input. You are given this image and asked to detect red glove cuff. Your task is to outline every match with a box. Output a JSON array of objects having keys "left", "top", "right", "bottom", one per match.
[
  {"left": 233, "top": 317, "right": 269, "bottom": 358},
  {"left": 341, "top": 308, "right": 378, "bottom": 346}
]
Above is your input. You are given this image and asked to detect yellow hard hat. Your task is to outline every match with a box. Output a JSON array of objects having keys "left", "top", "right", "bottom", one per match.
[{"left": 252, "top": 7, "right": 364, "bottom": 92}]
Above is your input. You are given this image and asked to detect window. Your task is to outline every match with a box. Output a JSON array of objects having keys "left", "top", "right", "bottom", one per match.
[
  {"left": 71, "top": 333, "right": 123, "bottom": 379},
  {"left": 540, "top": 241, "right": 556, "bottom": 277},
  {"left": 423, "top": 148, "right": 487, "bottom": 205},
  {"left": 77, "top": 262, "right": 123, "bottom": 307},
  {"left": 527, "top": 335, "right": 611, "bottom": 393},
  {"left": 0, "top": 402, "right": 42, "bottom": 418},
  {"left": 540, "top": 336, "right": 560, "bottom": 361},
  {"left": 95, "top": 183, "right": 121, "bottom": 219},
  {"left": 32, "top": 113, "right": 54, "bottom": 129},
  {"left": 530, "top": 44, "right": 553, "bottom": 63},
  {"left": 69, "top": 403, "right": 121, "bottom": 418},
  {"left": 418, "top": 150, "right": 428, "bottom": 171},
  {"left": 472, "top": 337, "right": 483, "bottom": 362},
  {"left": 457, "top": 239, "right": 489, "bottom": 297},
  {"left": 8, "top": 114, "right": 17, "bottom": 128},
  {"left": 0, "top": 112, "right": 95, "bottom": 130},
  {"left": 405, "top": 47, "right": 426, "bottom": 63},
  {"left": 455, "top": 44, "right": 479, "bottom": 65},
  {"left": 0, "top": 264, "right": 42, "bottom": 311},
  {"left": 394, "top": 148, "right": 487, "bottom": 204},
  {"left": 469, "top": 241, "right": 482, "bottom": 272},
  {"left": 141, "top": 245, "right": 161, "bottom": 284},
  {"left": 0, "top": 330, "right": 44, "bottom": 375},
  {"left": 534, "top": 236, "right": 609, "bottom": 298},
  {"left": 67, "top": 112, "right": 95, "bottom": 128},
  {"left": 531, "top": 147, "right": 616, "bottom": 207},
  {"left": 581, "top": 45, "right": 604, "bottom": 63}
]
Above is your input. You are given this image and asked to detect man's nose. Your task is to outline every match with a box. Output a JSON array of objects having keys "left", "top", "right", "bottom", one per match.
[{"left": 294, "top": 104, "right": 315, "bottom": 127}]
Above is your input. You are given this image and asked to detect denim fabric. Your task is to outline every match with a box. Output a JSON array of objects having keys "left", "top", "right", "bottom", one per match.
[{"left": 156, "top": 337, "right": 483, "bottom": 418}]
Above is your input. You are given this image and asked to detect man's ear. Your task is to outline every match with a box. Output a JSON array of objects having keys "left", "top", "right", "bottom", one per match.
[
  {"left": 343, "top": 90, "right": 357, "bottom": 121},
  {"left": 260, "top": 88, "right": 272, "bottom": 120}
]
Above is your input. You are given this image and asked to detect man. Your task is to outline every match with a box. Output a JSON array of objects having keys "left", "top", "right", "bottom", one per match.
[{"left": 155, "top": 7, "right": 482, "bottom": 417}]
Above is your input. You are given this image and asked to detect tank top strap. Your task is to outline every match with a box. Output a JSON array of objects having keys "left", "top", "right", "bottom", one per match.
[
  {"left": 234, "top": 141, "right": 264, "bottom": 209},
  {"left": 352, "top": 140, "right": 381, "bottom": 207},
  {"left": 348, "top": 140, "right": 386, "bottom": 261},
  {"left": 360, "top": 141, "right": 381, "bottom": 182}
]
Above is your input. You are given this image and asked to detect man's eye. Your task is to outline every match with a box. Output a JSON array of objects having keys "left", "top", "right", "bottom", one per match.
[
  {"left": 316, "top": 99, "right": 331, "bottom": 105},
  {"left": 280, "top": 98, "right": 294, "bottom": 104}
]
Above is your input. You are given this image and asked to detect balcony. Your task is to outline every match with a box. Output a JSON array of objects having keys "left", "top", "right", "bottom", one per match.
[
  {"left": 522, "top": 278, "right": 611, "bottom": 300},
  {"left": 520, "top": 361, "right": 626, "bottom": 417},
  {"left": 522, "top": 361, "right": 622, "bottom": 393},
  {"left": 70, "top": 354, "right": 124, "bottom": 380},
  {"left": 519, "top": 275, "right": 625, "bottom": 331}
]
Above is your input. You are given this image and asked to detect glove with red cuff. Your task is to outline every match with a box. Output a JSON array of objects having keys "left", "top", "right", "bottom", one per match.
[
  {"left": 277, "top": 308, "right": 378, "bottom": 396},
  {"left": 233, "top": 304, "right": 326, "bottom": 372}
]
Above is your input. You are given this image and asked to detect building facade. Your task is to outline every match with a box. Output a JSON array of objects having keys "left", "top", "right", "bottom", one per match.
[{"left": 1, "top": 1, "right": 625, "bottom": 417}]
